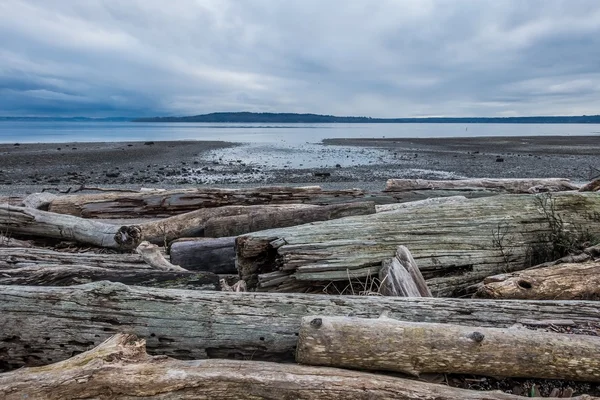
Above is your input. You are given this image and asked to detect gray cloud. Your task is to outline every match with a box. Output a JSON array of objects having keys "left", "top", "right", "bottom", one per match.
[{"left": 1, "top": 0, "right": 599, "bottom": 117}]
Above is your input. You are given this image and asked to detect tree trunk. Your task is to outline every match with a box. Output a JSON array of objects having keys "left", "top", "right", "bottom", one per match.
[
  {"left": 1, "top": 334, "right": 571, "bottom": 400},
  {"left": 384, "top": 178, "right": 579, "bottom": 193},
  {"left": 169, "top": 237, "right": 237, "bottom": 274},
  {"left": 296, "top": 316, "right": 600, "bottom": 382},
  {"left": 236, "top": 192, "right": 600, "bottom": 296},
  {"left": 46, "top": 186, "right": 367, "bottom": 218},
  {"left": 1, "top": 281, "right": 599, "bottom": 371},
  {"left": 474, "top": 261, "right": 600, "bottom": 300},
  {"left": 1, "top": 202, "right": 374, "bottom": 250},
  {"left": 203, "top": 202, "right": 376, "bottom": 237},
  {"left": 0, "top": 247, "right": 219, "bottom": 289}
]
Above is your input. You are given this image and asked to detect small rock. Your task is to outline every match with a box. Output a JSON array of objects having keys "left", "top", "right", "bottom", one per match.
[
  {"left": 13, "top": 143, "right": 20, "bottom": 146},
  {"left": 496, "top": 157, "right": 504, "bottom": 162},
  {"left": 335, "top": 164, "right": 342, "bottom": 168},
  {"left": 144, "top": 141, "right": 155, "bottom": 145},
  {"left": 106, "top": 172, "right": 120, "bottom": 178}
]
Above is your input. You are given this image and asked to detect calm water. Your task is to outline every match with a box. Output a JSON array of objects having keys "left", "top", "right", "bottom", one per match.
[{"left": 0, "top": 121, "right": 599, "bottom": 144}]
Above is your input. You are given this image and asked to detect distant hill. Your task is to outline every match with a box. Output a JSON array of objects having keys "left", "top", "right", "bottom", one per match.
[{"left": 133, "top": 112, "right": 600, "bottom": 124}]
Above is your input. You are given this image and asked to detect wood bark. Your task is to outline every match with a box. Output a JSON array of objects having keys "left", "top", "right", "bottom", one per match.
[
  {"left": 236, "top": 192, "right": 600, "bottom": 296},
  {"left": 1, "top": 281, "right": 599, "bottom": 371},
  {"left": 169, "top": 237, "right": 237, "bottom": 274},
  {"left": 474, "top": 261, "right": 600, "bottom": 300},
  {"left": 0, "top": 247, "right": 219, "bottom": 289},
  {"left": 296, "top": 316, "right": 600, "bottom": 381},
  {"left": 379, "top": 246, "right": 432, "bottom": 297},
  {"left": 384, "top": 178, "right": 579, "bottom": 193},
  {"left": 1, "top": 202, "right": 374, "bottom": 250},
  {"left": 46, "top": 186, "right": 367, "bottom": 218},
  {"left": 1, "top": 334, "right": 574, "bottom": 400}
]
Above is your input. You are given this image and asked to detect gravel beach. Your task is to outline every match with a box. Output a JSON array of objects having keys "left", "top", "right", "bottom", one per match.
[{"left": 0, "top": 135, "right": 598, "bottom": 196}]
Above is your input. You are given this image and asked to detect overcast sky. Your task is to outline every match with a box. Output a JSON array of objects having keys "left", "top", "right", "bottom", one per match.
[{"left": 1, "top": 0, "right": 600, "bottom": 117}]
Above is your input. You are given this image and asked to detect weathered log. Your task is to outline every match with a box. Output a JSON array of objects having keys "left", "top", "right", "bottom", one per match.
[
  {"left": 237, "top": 192, "right": 600, "bottom": 296},
  {"left": 2, "top": 334, "right": 572, "bottom": 400},
  {"left": 204, "top": 202, "right": 376, "bottom": 237},
  {"left": 1, "top": 281, "right": 599, "bottom": 371},
  {"left": 46, "top": 186, "right": 367, "bottom": 218},
  {"left": 0, "top": 235, "right": 32, "bottom": 248},
  {"left": 0, "top": 247, "right": 219, "bottom": 289},
  {"left": 385, "top": 178, "right": 579, "bottom": 193},
  {"left": 169, "top": 237, "right": 237, "bottom": 273},
  {"left": 474, "top": 261, "right": 600, "bottom": 300},
  {"left": 0, "top": 203, "right": 374, "bottom": 250},
  {"left": 296, "top": 316, "right": 600, "bottom": 381},
  {"left": 580, "top": 178, "right": 600, "bottom": 192},
  {"left": 379, "top": 246, "right": 432, "bottom": 297}
]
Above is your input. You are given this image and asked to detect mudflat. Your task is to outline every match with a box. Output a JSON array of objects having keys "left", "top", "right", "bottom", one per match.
[{"left": 0, "top": 135, "right": 598, "bottom": 196}]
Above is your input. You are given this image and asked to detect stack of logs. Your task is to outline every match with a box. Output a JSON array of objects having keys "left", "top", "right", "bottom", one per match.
[{"left": 1, "top": 179, "right": 599, "bottom": 399}]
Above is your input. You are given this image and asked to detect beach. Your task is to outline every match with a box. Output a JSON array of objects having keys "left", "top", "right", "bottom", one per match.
[{"left": 0, "top": 135, "right": 598, "bottom": 196}]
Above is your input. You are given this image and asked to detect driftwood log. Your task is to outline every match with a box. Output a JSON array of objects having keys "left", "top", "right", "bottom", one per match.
[
  {"left": 1, "top": 334, "right": 573, "bottom": 400},
  {"left": 237, "top": 192, "right": 600, "bottom": 295},
  {"left": 474, "top": 261, "right": 600, "bottom": 300},
  {"left": 45, "top": 186, "right": 367, "bottom": 218},
  {"left": 296, "top": 316, "right": 600, "bottom": 382},
  {"left": 1, "top": 281, "right": 599, "bottom": 371},
  {"left": 0, "top": 202, "right": 374, "bottom": 250},
  {"left": 384, "top": 178, "right": 579, "bottom": 193},
  {"left": 379, "top": 246, "right": 432, "bottom": 297},
  {"left": 169, "top": 237, "right": 237, "bottom": 273},
  {"left": 580, "top": 178, "right": 600, "bottom": 192},
  {"left": 0, "top": 247, "right": 219, "bottom": 289}
]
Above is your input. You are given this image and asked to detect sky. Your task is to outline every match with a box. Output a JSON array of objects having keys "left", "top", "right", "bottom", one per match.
[{"left": 1, "top": 0, "right": 600, "bottom": 118}]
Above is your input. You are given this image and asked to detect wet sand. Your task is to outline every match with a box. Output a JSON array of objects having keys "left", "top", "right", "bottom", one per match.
[{"left": 0, "top": 136, "right": 598, "bottom": 196}]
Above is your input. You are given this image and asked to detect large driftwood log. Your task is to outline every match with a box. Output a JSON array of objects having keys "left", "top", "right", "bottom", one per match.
[
  {"left": 46, "top": 186, "right": 367, "bottom": 218},
  {"left": 0, "top": 247, "right": 219, "bottom": 289},
  {"left": 169, "top": 237, "right": 237, "bottom": 273},
  {"left": 1, "top": 202, "right": 374, "bottom": 250},
  {"left": 384, "top": 178, "right": 579, "bottom": 193},
  {"left": 296, "top": 316, "right": 600, "bottom": 381},
  {"left": 1, "top": 281, "right": 599, "bottom": 371},
  {"left": 2, "top": 334, "right": 572, "bottom": 400},
  {"left": 237, "top": 192, "right": 600, "bottom": 295},
  {"left": 474, "top": 261, "right": 600, "bottom": 300}
]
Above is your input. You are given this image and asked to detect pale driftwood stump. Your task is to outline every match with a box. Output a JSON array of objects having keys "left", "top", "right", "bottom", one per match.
[
  {"left": 379, "top": 246, "right": 432, "bottom": 297},
  {"left": 296, "top": 316, "right": 600, "bottom": 381},
  {"left": 1, "top": 333, "right": 569, "bottom": 400},
  {"left": 1, "top": 281, "right": 599, "bottom": 371}
]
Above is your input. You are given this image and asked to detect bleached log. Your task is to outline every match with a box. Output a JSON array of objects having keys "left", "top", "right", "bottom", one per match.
[
  {"left": 0, "top": 247, "right": 218, "bottom": 289},
  {"left": 135, "top": 241, "right": 186, "bottom": 271},
  {"left": 46, "top": 186, "right": 367, "bottom": 218},
  {"left": 379, "top": 246, "right": 431, "bottom": 297},
  {"left": 169, "top": 237, "right": 237, "bottom": 273},
  {"left": 384, "top": 178, "right": 579, "bottom": 193},
  {"left": 1, "top": 281, "right": 599, "bottom": 371},
  {"left": 1, "top": 333, "right": 569, "bottom": 400},
  {"left": 474, "top": 261, "right": 600, "bottom": 300},
  {"left": 0, "top": 202, "right": 374, "bottom": 250},
  {"left": 296, "top": 316, "right": 600, "bottom": 381},
  {"left": 237, "top": 192, "right": 600, "bottom": 296}
]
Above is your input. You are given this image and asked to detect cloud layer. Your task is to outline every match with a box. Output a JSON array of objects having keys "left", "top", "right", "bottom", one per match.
[{"left": 1, "top": 0, "right": 600, "bottom": 117}]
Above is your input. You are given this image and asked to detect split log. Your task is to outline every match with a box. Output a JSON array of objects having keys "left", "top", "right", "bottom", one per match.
[
  {"left": 384, "top": 178, "right": 579, "bottom": 193},
  {"left": 204, "top": 202, "right": 376, "bottom": 237},
  {"left": 474, "top": 261, "right": 600, "bottom": 300},
  {"left": 296, "top": 316, "right": 600, "bottom": 381},
  {"left": 379, "top": 246, "right": 432, "bottom": 297},
  {"left": 1, "top": 334, "right": 572, "bottom": 400},
  {"left": 1, "top": 281, "right": 599, "bottom": 371},
  {"left": 237, "top": 192, "right": 600, "bottom": 296},
  {"left": 170, "top": 237, "right": 237, "bottom": 274},
  {"left": 0, "top": 247, "right": 219, "bottom": 289},
  {"left": 0, "top": 202, "right": 374, "bottom": 250},
  {"left": 46, "top": 186, "right": 367, "bottom": 218}
]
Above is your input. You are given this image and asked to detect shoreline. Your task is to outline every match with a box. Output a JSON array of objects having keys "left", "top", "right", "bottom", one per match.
[{"left": 0, "top": 135, "right": 597, "bottom": 196}]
